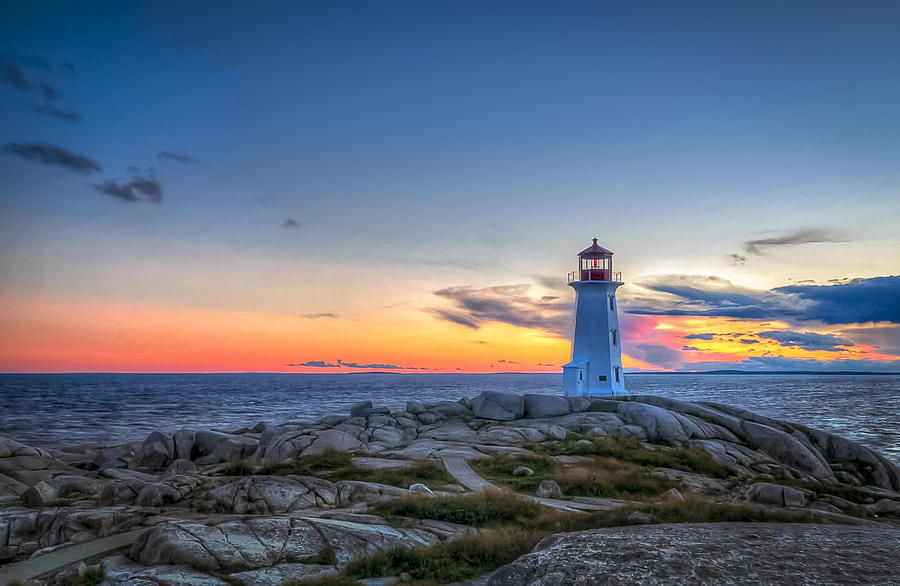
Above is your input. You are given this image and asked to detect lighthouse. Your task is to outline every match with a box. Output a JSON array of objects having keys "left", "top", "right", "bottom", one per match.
[{"left": 563, "top": 239, "right": 626, "bottom": 396}]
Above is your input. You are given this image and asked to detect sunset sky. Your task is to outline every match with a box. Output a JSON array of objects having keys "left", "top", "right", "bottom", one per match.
[{"left": 1, "top": 1, "right": 899, "bottom": 373}]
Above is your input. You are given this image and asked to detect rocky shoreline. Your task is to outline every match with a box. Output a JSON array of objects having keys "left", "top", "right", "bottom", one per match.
[{"left": 2, "top": 391, "right": 899, "bottom": 585}]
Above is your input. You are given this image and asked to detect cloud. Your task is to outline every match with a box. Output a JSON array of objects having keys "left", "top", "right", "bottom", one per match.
[
  {"left": 429, "top": 284, "right": 573, "bottom": 336},
  {"left": 17, "top": 53, "right": 51, "bottom": 70},
  {"left": 743, "top": 228, "right": 848, "bottom": 255},
  {"left": 633, "top": 343, "right": 684, "bottom": 370},
  {"left": 535, "top": 275, "right": 563, "bottom": 289},
  {"left": 714, "top": 356, "right": 900, "bottom": 373},
  {"left": 156, "top": 151, "right": 197, "bottom": 164},
  {"left": 684, "top": 333, "right": 715, "bottom": 340},
  {"left": 496, "top": 359, "right": 519, "bottom": 364},
  {"left": 93, "top": 176, "right": 162, "bottom": 203},
  {"left": 681, "top": 346, "right": 701, "bottom": 351},
  {"left": 2, "top": 142, "right": 101, "bottom": 173},
  {"left": 2, "top": 61, "right": 30, "bottom": 90},
  {"left": 33, "top": 104, "right": 80, "bottom": 122},
  {"left": 38, "top": 82, "right": 59, "bottom": 101},
  {"left": 342, "top": 362, "right": 405, "bottom": 369},
  {"left": 629, "top": 275, "right": 900, "bottom": 325},
  {"left": 739, "top": 339, "right": 759, "bottom": 344},
  {"left": 302, "top": 312, "right": 337, "bottom": 319},
  {"left": 728, "top": 253, "right": 746, "bottom": 266},
  {"left": 757, "top": 330, "right": 854, "bottom": 352},
  {"left": 282, "top": 218, "right": 300, "bottom": 229},
  {"left": 288, "top": 360, "right": 340, "bottom": 367}
]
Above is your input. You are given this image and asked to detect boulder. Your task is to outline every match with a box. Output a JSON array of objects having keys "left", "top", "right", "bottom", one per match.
[
  {"left": 661, "top": 488, "right": 685, "bottom": 502},
  {"left": 350, "top": 401, "right": 373, "bottom": 417},
  {"left": 471, "top": 391, "right": 525, "bottom": 421},
  {"left": 193, "top": 431, "right": 258, "bottom": 465},
  {"left": 524, "top": 394, "right": 571, "bottom": 419},
  {"left": 566, "top": 396, "right": 592, "bottom": 413},
  {"left": 536, "top": 480, "right": 562, "bottom": 499},
  {"left": 513, "top": 466, "right": 534, "bottom": 477},
  {"left": 22, "top": 480, "right": 59, "bottom": 507},
  {"left": 303, "top": 429, "right": 363, "bottom": 456},
  {"left": 745, "top": 482, "right": 806, "bottom": 508},
  {"left": 873, "top": 498, "right": 900, "bottom": 518},
  {"left": 409, "top": 483, "right": 433, "bottom": 495},
  {"left": 626, "top": 511, "right": 653, "bottom": 524},
  {"left": 334, "top": 480, "right": 409, "bottom": 504},
  {"left": 406, "top": 401, "right": 426, "bottom": 414},
  {"left": 739, "top": 422, "right": 833, "bottom": 480},
  {"left": 134, "top": 431, "right": 174, "bottom": 470}
]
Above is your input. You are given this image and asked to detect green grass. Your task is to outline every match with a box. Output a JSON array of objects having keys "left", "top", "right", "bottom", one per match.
[
  {"left": 342, "top": 498, "right": 814, "bottom": 585},
  {"left": 51, "top": 566, "right": 105, "bottom": 586},
  {"left": 221, "top": 458, "right": 255, "bottom": 477},
  {"left": 470, "top": 454, "right": 556, "bottom": 492},
  {"left": 257, "top": 448, "right": 453, "bottom": 489},
  {"left": 281, "top": 576, "right": 362, "bottom": 586},
  {"left": 370, "top": 491, "right": 542, "bottom": 527},
  {"left": 534, "top": 435, "right": 734, "bottom": 479}
]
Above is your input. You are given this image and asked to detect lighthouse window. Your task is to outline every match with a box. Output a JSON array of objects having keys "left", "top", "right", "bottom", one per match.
[
  {"left": 598, "top": 375, "right": 607, "bottom": 382},
  {"left": 610, "top": 297, "right": 615, "bottom": 311},
  {"left": 582, "top": 258, "right": 610, "bottom": 270},
  {"left": 611, "top": 329, "right": 618, "bottom": 345},
  {"left": 615, "top": 367, "right": 621, "bottom": 383}
]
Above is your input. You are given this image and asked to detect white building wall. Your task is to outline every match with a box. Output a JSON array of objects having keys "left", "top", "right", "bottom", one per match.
[{"left": 563, "top": 281, "right": 626, "bottom": 396}]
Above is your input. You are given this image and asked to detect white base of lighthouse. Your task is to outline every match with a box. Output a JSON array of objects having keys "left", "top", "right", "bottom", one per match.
[{"left": 563, "top": 281, "right": 627, "bottom": 397}]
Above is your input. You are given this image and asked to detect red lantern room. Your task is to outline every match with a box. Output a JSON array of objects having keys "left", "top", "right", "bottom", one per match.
[{"left": 577, "top": 238, "right": 614, "bottom": 281}]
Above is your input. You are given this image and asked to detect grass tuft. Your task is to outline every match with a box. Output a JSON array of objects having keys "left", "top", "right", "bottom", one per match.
[{"left": 371, "top": 491, "right": 542, "bottom": 527}]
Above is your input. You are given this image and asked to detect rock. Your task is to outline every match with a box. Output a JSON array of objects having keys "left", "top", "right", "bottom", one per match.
[
  {"left": 739, "top": 422, "right": 833, "bottom": 480},
  {"left": 22, "top": 480, "right": 58, "bottom": 507},
  {"left": 210, "top": 476, "right": 337, "bottom": 513},
  {"left": 545, "top": 424, "right": 567, "bottom": 441},
  {"left": 803, "top": 428, "right": 900, "bottom": 490},
  {"left": 627, "top": 511, "right": 653, "bottom": 524},
  {"left": 523, "top": 394, "right": 571, "bottom": 419},
  {"left": 406, "top": 400, "right": 426, "bottom": 414},
  {"left": 136, "top": 482, "right": 183, "bottom": 507},
  {"left": 130, "top": 518, "right": 327, "bottom": 571},
  {"left": 409, "top": 483, "right": 433, "bottom": 495},
  {"left": 251, "top": 422, "right": 268, "bottom": 433},
  {"left": 661, "top": 488, "right": 684, "bottom": 502},
  {"left": 335, "top": 480, "right": 409, "bottom": 504},
  {"left": 351, "top": 401, "right": 374, "bottom": 417},
  {"left": 615, "top": 401, "right": 694, "bottom": 444},
  {"left": 471, "top": 391, "right": 525, "bottom": 421},
  {"left": 431, "top": 401, "right": 471, "bottom": 418},
  {"left": 746, "top": 482, "right": 806, "bottom": 508},
  {"left": 512, "top": 466, "right": 534, "bottom": 477},
  {"left": 172, "top": 429, "right": 196, "bottom": 461},
  {"left": 575, "top": 439, "right": 592, "bottom": 447},
  {"left": 319, "top": 415, "right": 347, "bottom": 426},
  {"left": 566, "top": 397, "right": 592, "bottom": 413},
  {"left": 874, "top": 498, "right": 900, "bottom": 517},
  {"left": 536, "top": 480, "right": 562, "bottom": 499},
  {"left": 303, "top": 429, "right": 363, "bottom": 456},
  {"left": 167, "top": 459, "right": 197, "bottom": 474},
  {"left": 306, "top": 516, "right": 438, "bottom": 569},
  {"left": 417, "top": 412, "right": 439, "bottom": 425},
  {"left": 193, "top": 431, "right": 258, "bottom": 465},
  {"left": 134, "top": 431, "right": 174, "bottom": 470},
  {"left": 486, "top": 523, "right": 900, "bottom": 585}
]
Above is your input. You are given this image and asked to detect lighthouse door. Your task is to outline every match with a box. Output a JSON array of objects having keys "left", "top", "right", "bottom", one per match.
[{"left": 575, "top": 368, "right": 585, "bottom": 396}]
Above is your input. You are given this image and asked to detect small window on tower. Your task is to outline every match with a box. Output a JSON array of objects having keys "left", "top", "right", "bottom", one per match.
[
  {"left": 615, "top": 367, "right": 621, "bottom": 383},
  {"left": 598, "top": 375, "right": 607, "bottom": 382},
  {"left": 610, "top": 297, "right": 615, "bottom": 311},
  {"left": 612, "top": 330, "right": 618, "bottom": 345}
]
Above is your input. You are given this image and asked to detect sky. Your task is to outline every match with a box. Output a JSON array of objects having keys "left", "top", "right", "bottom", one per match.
[{"left": 1, "top": 0, "right": 899, "bottom": 373}]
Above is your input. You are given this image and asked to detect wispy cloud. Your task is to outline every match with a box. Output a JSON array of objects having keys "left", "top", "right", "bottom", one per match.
[
  {"left": 287, "top": 360, "right": 340, "bottom": 367},
  {"left": 758, "top": 330, "right": 854, "bottom": 352},
  {"left": 2, "top": 61, "right": 30, "bottom": 91},
  {"left": 428, "top": 284, "right": 573, "bottom": 336},
  {"left": 301, "top": 312, "right": 337, "bottom": 319},
  {"left": 743, "top": 228, "right": 848, "bottom": 255},
  {"left": 38, "top": 82, "right": 59, "bottom": 101},
  {"left": 2, "top": 142, "right": 101, "bottom": 173},
  {"left": 282, "top": 218, "right": 300, "bottom": 229},
  {"left": 93, "top": 176, "right": 162, "bottom": 203},
  {"left": 156, "top": 151, "right": 197, "bottom": 164},
  {"left": 33, "top": 104, "right": 80, "bottom": 122},
  {"left": 728, "top": 253, "right": 746, "bottom": 266}
]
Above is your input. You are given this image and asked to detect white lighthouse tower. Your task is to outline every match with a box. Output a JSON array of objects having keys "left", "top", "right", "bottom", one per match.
[{"left": 563, "top": 239, "right": 626, "bottom": 396}]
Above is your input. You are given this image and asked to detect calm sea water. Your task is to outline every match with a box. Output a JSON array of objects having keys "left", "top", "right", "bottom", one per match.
[{"left": 0, "top": 373, "right": 897, "bottom": 465}]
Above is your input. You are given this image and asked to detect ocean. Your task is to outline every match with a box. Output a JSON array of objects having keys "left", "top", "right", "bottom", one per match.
[{"left": 0, "top": 373, "right": 897, "bottom": 465}]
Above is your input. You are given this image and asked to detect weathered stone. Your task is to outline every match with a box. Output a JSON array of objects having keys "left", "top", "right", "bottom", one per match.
[
  {"left": 746, "top": 482, "right": 806, "bottom": 508},
  {"left": 406, "top": 401, "right": 426, "bottom": 414},
  {"left": 167, "top": 458, "right": 197, "bottom": 474},
  {"left": 350, "top": 401, "right": 373, "bottom": 417},
  {"left": 566, "top": 396, "right": 592, "bottom": 413},
  {"left": 210, "top": 476, "right": 337, "bottom": 513},
  {"left": 661, "top": 488, "right": 685, "bottom": 502},
  {"left": 303, "top": 429, "right": 363, "bottom": 456},
  {"left": 409, "top": 483, "right": 433, "bottom": 495},
  {"left": 22, "top": 480, "right": 58, "bottom": 507},
  {"left": 545, "top": 424, "right": 567, "bottom": 441},
  {"left": 318, "top": 415, "right": 347, "bottom": 426},
  {"left": 471, "top": 391, "right": 525, "bottom": 421},
  {"left": 193, "top": 431, "right": 258, "bottom": 465},
  {"left": 627, "top": 511, "right": 653, "bottom": 524},
  {"left": 873, "top": 498, "right": 900, "bottom": 517},
  {"left": 536, "top": 480, "right": 562, "bottom": 499},
  {"left": 335, "top": 480, "right": 408, "bottom": 504},
  {"left": 305, "top": 516, "right": 438, "bottom": 569},
  {"left": 523, "top": 394, "right": 571, "bottom": 419},
  {"left": 486, "top": 524, "right": 900, "bottom": 585},
  {"left": 136, "top": 482, "right": 182, "bottom": 507},
  {"left": 512, "top": 466, "right": 534, "bottom": 477},
  {"left": 134, "top": 431, "right": 174, "bottom": 470}
]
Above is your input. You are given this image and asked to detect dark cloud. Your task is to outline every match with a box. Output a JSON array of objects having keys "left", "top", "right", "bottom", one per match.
[
  {"left": 757, "top": 331, "right": 854, "bottom": 352},
  {"left": 2, "top": 61, "right": 30, "bottom": 90},
  {"left": 684, "top": 333, "right": 715, "bottom": 340},
  {"left": 302, "top": 312, "right": 337, "bottom": 319},
  {"left": 341, "top": 362, "right": 404, "bottom": 369},
  {"left": 157, "top": 151, "right": 197, "bottom": 165},
  {"left": 535, "top": 275, "right": 563, "bottom": 289},
  {"left": 38, "top": 82, "right": 59, "bottom": 101},
  {"left": 33, "top": 104, "right": 80, "bottom": 122},
  {"left": 536, "top": 362, "right": 555, "bottom": 366},
  {"left": 93, "top": 176, "right": 162, "bottom": 203},
  {"left": 496, "top": 359, "right": 519, "bottom": 364},
  {"left": 629, "top": 275, "right": 900, "bottom": 325},
  {"left": 743, "top": 228, "right": 848, "bottom": 255},
  {"left": 2, "top": 142, "right": 101, "bottom": 173},
  {"left": 634, "top": 343, "right": 684, "bottom": 369},
  {"left": 681, "top": 346, "right": 701, "bottom": 351},
  {"left": 739, "top": 339, "right": 759, "bottom": 344},
  {"left": 429, "top": 284, "right": 573, "bottom": 336},
  {"left": 728, "top": 253, "right": 746, "bottom": 266},
  {"left": 61, "top": 60, "right": 75, "bottom": 74},
  {"left": 282, "top": 218, "right": 300, "bottom": 229},
  {"left": 288, "top": 360, "right": 340, "bottom": 368}
]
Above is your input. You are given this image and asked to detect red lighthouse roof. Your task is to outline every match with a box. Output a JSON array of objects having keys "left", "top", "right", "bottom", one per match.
[{"left": 578, "top": 238, "right": 613, "bottom": 258}]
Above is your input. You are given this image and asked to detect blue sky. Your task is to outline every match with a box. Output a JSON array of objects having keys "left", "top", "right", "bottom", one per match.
[{"left": 1, "top": 1, "right": 898, "bottom": 372}]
